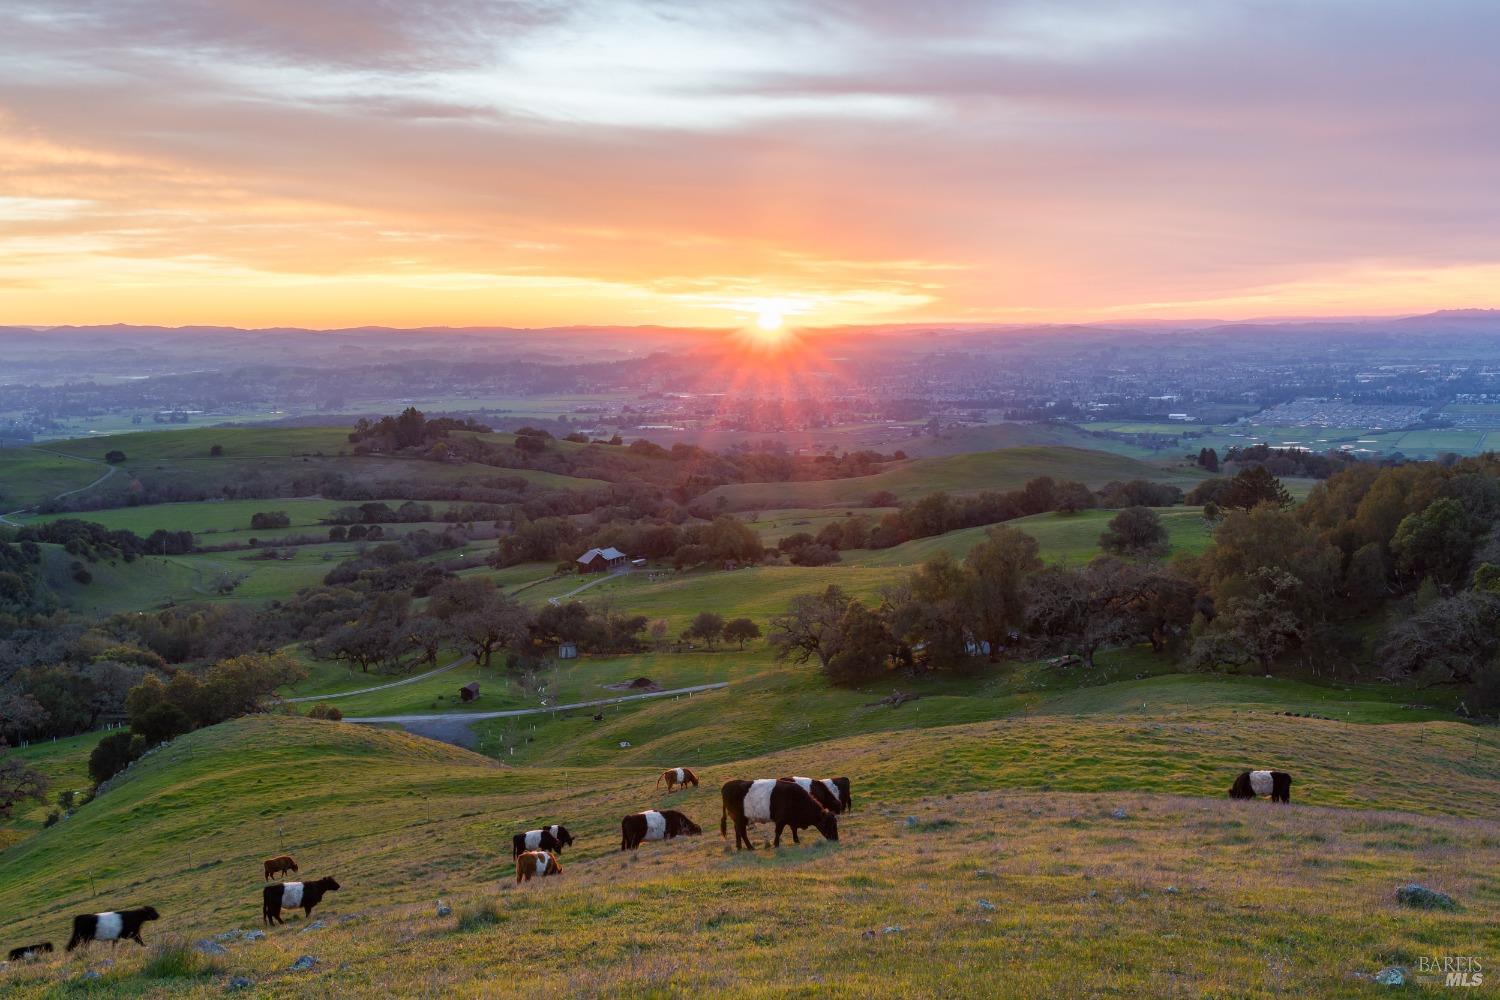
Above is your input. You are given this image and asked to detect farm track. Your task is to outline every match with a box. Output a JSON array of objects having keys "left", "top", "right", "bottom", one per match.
[
  {"left": 344, "top": 681, "right": 729, "bottom": 747},
  {"left": 0, "top": 449, "right": 118, "bottom": 524},
  {"left": 284, "top": 655, "right": 471, "bottom": 703}
]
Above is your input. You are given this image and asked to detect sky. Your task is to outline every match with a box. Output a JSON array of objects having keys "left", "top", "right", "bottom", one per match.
[{"left": 1, "top": 0, "right": 1497, "bottom": 331}]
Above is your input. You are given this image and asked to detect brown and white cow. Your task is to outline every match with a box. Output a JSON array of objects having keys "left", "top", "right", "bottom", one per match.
[
  {"left": 721, "top": 779, "right": 838, "bottom": 850},
  {"left": 780, "top": 775, "right": 853, "bottom": 814},
  {"left": 511, "top": 825, "right": 574, "bottom": 859},
  {"left": 656, "top": 767, "right": 700, "bottom": 792},
  {"left": 262, "top": 877, "right": 340, "bottom": 926},
  {"left": 620, "top": 809, "right": 702, "bottom": 850},
  {"left": 515, "top": 850, "right": 563, "bottom": 882},
  {"left": 66, "top": 908, "right": 159, "bottom": 950},
  {"left": 1228, "top": 769, "right": 1292, "bottom": 803}
]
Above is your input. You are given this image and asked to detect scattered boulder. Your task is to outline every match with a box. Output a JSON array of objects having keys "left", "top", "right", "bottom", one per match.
[
  {"left": 436, "top": 901, "right": 453, "bottom": 918},
  {"left": 241, "top": 930, "right": 266, "bottom": 942},
  {"left": 974, "top": 870, "right": 996, "bottom": 880},
  {"left": 213, "top": 930, "right": 239, "bottom": 942},
  {"left": 1394, "top": 883, "right": 1458, "bottom": 911},
  {"left": 1110, "top": 808, "right": 1129, "bottom": 820},
  {"left": 194, "top": 940, "right": 228, "bottom": 956},
  {"left": 299, "top": 920, "right": 326, "bottom": 933},
  {"left": 289, "top": 955, "right": 319, "bottom": 972},
  {"left": 1374, "top": 967, "right": 1406, "bottom": 986},
  {"left": 81, "top": 970, "right": 102, "bottom": 981},
  {"left": 904, "top": 816, "right": 919, "bottom": 828},
  {"left": 227, "top": 976, "right": 254, "bottom": 991},
  {"left": 977, "top": 899, "right": 997, "bottom": 912}
]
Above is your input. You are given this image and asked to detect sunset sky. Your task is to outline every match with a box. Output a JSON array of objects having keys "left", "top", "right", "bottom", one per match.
[{"left": 1, "top": 0, "right": 1497, "bottom": 330}]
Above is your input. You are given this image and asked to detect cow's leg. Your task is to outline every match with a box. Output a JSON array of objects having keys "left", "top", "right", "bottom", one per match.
[
  {"left": 133, "top": 933, "right": 145, "bottom": 946},
  {"left": 736, "top": 820, "right": 753, "bottom": 851},
  {"left": 773, "top": 822, "right": 785, "bottom": 847},
  {"left": 791, "top": 826, "right": 801, "bottom": 844}
]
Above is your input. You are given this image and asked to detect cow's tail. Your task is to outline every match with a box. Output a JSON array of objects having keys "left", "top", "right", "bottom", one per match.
[
  {"left": 655, "top": 773, "right": 664, "bottom": 789},
  {"left": 65, "top": 920, "right": 84, "bottom": 952}
]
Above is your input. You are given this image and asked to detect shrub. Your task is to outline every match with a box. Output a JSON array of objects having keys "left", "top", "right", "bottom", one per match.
[
  {"left": 307, "top": 703, "right": 343, "bottom": 721},
  {"left": 88, "top": 731, "right": 140, "bottom": 784},
  {"left": 139, "top": 939, "right": 224, "bottom": 979},
  {"left": 456, "top": 900, "right": 508, "bottom": 932}
]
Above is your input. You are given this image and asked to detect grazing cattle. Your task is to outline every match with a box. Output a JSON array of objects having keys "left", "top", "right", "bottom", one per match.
[
  {"left": 263, "top": 855, "right": 298, "bottom": 880},
  {"left": 511, "top": 825, "right": 574, "bottom": 859},
  {"left": 721, "top": 779, "right": 838, "bottom": 850},
  {"left": 1229, "top": 769, "right": 1292, "bottom": 804},
  {"left": 780, "top": 775, "right": 853, "bottom": 814},
  {"left": 66, "top": 908, "right": 159, "bottom": 951},
  {"left": 515, "top": 850, "right": 563, "bottom": 882},
  {"left": 262, "top": 877, "right": 340, "bottom": 926},
  {"left": 620, "top": 809, "right": 702, "bottom": 850},
  {"left": 656, "top": 767, "right": 699, "bottom": 792},
  {"left": 7, "top": 942, "right": 52, "bottom": 961}
]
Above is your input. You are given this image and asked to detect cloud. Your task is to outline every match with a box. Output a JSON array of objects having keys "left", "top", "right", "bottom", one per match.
[{"left": 0, "top": 1, "right": 1496, "bottom": 325}]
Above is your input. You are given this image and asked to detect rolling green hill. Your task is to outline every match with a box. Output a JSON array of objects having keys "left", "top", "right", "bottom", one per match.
[
  {"left": 1, "top": 709, "right": 1495, "bottom": 997},
  {"left": 702, "top": 447, "right": 1207, "bottom": 510}
]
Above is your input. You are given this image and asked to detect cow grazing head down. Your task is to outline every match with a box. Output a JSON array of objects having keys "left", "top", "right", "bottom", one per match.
[
  {"left": 1228, "top": 769, "right": 1292, "bottom": 803},
  {"left": 550, "top": 824, "right": 575, "bottom": 849}
]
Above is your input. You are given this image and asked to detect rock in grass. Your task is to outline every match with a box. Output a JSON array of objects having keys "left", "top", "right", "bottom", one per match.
[
  {"left": 904, "top": 816, "right": 919, "bottom": 829},
  {"left": 241, "top": 930, "right": 266, "bottom": 942},
  {"left": 194, "top": 940, "right": 228, "bottom": 955},
  {"left": 1110, "top": 807, "right": 1129, "bottom": 820},
  {"left": 436, "top": 901, "right": 453, "bottom": 918},
  {"left": 977, "top": 899, "right": 997, "bottom": 912},
  {"left": 299, "top": 920, "right": 326, "bottom": 933},
  {"left": 80, "top": 971, "right": 102, "bottom": 981},
  {"left": 1374, "top": 967, "right": 1406, "bottom": 986},
  {"left": 1394, "top": 883, "right": 1458, "bottom": 911},
  {"left": 227, "top": 976, "right": 254, "bottom": 991},
  {"left": 289, "top": 955, "right": 319, "bottom": 972}
]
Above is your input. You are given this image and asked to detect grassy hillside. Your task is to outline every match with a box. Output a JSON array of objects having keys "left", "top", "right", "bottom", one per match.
[
  {"left": 0, "top": 448, "right": 112, "bottom": 511},
  {"left": 703, "top": 447, "right": 1206, "bottom": 510},
  {"left": 845, "top": 507, "right": 1212, "bottom": 568},
  {"left": 17, "top": 427, "right": 605, "bottom": 512},
  {"left": 2, "top": 712, "right": 1496, "bottom": 997}
]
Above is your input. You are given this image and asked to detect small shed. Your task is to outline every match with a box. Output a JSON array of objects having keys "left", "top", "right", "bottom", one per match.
[
  {"left": 576, "top": 546, "right": 628, "bottom": 574},
  {"left": 459, "top": 682, "right": 480, "bottom": 703},
  {"left": 558, "top": 641, "right": 578, "bottom": 660}
]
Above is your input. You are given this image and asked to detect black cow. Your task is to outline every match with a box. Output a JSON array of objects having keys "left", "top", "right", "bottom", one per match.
[
  {"left": 620, "top": 809, "right": 702, "bottom": 850},
  {"left": 262, "top": 877, "right": 340, "bottom": 926},
  {"left": 66, "top": 908, "right": 159, "bottom": 951},
  {"left": 780, "top": 775, "right": 853, "bottom": 814},
  {"left": 7, "top": 942, "right": 52, "bottom": 961},
  {"left": 511, "top": 825, "right": 574, "bottom": 859},
  {"left": 1229, "top": 769, "right": 1292, "bottom": 803},
  {"left": 721, "top": 778, "right": 838, "bottom": 850}
]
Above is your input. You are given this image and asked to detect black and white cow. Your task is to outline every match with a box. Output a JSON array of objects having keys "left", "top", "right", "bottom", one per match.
[
  {"left": 511, "top": 825, "right": 574, "bottom": 859},
  {"left": 780, "top": 775, "right": 853, "bottom": 814},
  {"left": 7, "top": 942, "right": 53, "bottom": 961},
  {"left": 262, "top": 877, "right": 340, "bottom": 926},
  {"left": 65, "top": 908, "right": 159, "bottom": 951},
  {"left": 620, "top": 809, "right": 702, "bottom": 850},
  {"left": 721, "top": 778, "right": 838, "bottom": 850},
  {"left": 1228, "top": 769, "right": 1292, "bottom": 803}
]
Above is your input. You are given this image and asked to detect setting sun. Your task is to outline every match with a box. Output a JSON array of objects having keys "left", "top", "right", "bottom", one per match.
[{"left": 756, "top": 307, "right": 784, "bottom": 333}]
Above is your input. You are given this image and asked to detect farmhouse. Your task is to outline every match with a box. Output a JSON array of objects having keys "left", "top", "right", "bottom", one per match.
[{"left": 576, "top": 546, "right": 628, "bottom": 573}]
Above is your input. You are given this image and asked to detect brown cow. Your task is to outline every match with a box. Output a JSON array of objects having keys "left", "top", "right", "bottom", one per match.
[
  {"left": 263, "top": 855, "right": 298, "bottom": 880},
  {"left": 655, "top": 767, "right": 699, "bottom": 792},
  {"left": 721, "top": 779, "right": 838, "bottom": 850},
  {"left": 515, "top": 850, "right": 563, "bottom": 882}
]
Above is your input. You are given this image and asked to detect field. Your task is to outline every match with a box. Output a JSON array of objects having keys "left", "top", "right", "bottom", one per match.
[
  {"left": 2, "top": 703, "right": 1496, "bottom": 997},
  {"left": 702, "top": 447, "right": 1205, "bottom": 510},
  {"left": 0, "top": 447, "right": 113, "bottom": 512}
]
